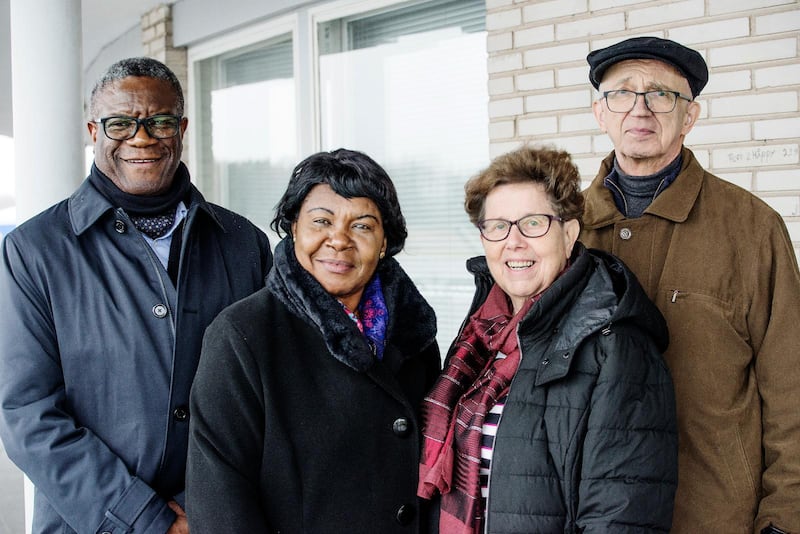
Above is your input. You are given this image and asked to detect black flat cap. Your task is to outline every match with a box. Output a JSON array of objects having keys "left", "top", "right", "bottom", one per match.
[{"left": 588, "top": 36, "right": 708, "bottom": 97}]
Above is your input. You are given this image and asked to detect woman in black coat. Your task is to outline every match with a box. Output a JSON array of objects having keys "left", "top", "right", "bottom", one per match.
[
  {"left": 186, "top": 149, "right": 441, "bottom": 533},
  {"left": 418, "top": 146, "right": 677, "bottom": 533}
]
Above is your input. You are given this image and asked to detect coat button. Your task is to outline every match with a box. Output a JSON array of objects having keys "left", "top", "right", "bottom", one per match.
[
  {"left": 395, "top": 503, "right": 415, "bottom": 525},
  {"left": 541, "top": 358, "right": 550, "bottom": 366},
  {"left": 392, "top": 417, "right": 411, "bottom": 437},
  {"left": 619, "top": 227, "right": 632, "bottom": 240},
  {"left": 114, "top": 220, "right": 126, "bottom": 234},
  {"left": 152, "top": 304, "right": 168, "bottom": 318},
  {"left": 173, "top": 406, "right": 189, "bottom": 422}
]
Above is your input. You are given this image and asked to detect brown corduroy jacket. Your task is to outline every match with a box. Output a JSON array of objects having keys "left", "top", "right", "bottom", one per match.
[{"left": 581, "top": 147, "right": 800, "bottom": 534}]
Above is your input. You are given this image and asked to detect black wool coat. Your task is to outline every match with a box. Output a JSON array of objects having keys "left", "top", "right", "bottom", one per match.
[{"left": 186, "top": 237, "right": 441, "bottom": 534}]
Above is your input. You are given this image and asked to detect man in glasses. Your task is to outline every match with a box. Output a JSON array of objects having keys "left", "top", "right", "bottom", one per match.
[
  {"left": 581, "top": 36, "right": 800, "bottom": 534},
  {"left": 0, "top": 57, "right": 272, "bottom": 533}
]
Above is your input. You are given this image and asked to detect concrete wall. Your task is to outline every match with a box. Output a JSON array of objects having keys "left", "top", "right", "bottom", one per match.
[{"left": 485, "top": 0, "right": 800, "bottom": 256}]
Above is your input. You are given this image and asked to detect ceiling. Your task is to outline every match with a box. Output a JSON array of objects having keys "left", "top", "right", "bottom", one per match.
[{"left": 81, "top": 0, "right": 170, "bottom": 65}]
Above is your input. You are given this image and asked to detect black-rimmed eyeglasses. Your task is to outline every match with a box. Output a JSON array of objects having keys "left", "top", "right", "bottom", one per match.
[
  {"left": 602, "top": 90, "right": 692, "bottom": 113},
  {"left": 477, "top": 214, "right": 563, "bottom": 242},
  {"left": 94, "top": 114, "right": 182, "bottom": 141}
]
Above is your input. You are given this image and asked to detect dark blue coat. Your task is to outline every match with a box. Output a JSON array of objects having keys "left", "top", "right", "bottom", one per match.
[{"left": 0, "top": 177, "right": 271, "bottom": 533}]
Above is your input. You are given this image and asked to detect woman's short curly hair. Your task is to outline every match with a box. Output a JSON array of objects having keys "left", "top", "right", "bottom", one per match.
[
  {"left": 464, "top": 145, "right": 585, "bottom": 226},
  {"left": 271, "top": 148, "right": 408, "bottom": 257}
]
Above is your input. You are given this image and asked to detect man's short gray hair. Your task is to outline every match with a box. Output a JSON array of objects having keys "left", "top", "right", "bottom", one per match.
[{"left": 90, "top": 57, "right": 184, "bottom": 118}]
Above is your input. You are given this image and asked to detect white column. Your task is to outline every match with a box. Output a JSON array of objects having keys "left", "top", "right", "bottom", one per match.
[
  {"left": 10, "top": 0, "right": 83, "bottom": 224},
  {"left": 9, "top": 4, "right": 83, "bottom": 530}
]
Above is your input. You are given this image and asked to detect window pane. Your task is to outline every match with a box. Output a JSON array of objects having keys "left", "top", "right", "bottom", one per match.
[
  {"left": 319, "top": 0, "right": 488, "bottom": 355},
  {"left": 194, "top": 35, "right": 296, "bottom": 241}
]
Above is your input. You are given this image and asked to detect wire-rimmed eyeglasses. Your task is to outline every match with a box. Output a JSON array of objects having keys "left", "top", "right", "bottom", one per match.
[
  {"left": 477, "top": 214, "right": 563, "bottom": 242},
  {"left": 602, "top": 90, "right": 692, "bottom": 113},
  {"left": 94, "top": 114, "right": 183, "bottom": 141}
]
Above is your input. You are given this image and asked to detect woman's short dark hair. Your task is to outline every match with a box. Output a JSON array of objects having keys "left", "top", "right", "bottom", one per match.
[
  {"left": 464, "top": 145, "right": 585, "bottom": 226},
  {"left": 271, "top": 149, "right": 408, "bottom": 257}
]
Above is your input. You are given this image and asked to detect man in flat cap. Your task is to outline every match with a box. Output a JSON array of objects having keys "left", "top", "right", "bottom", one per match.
[{"left": 581, "top": 36, "right": 800, "bottom": 534}]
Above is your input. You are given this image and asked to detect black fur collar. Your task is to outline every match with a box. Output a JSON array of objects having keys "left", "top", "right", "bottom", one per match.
[{"left": 266, "top": 238, "right": 437, "bottom": 372}]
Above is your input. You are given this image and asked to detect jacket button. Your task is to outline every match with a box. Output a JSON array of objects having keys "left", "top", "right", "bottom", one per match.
[
  {"left": 114, "top": 220, "right": 126, "bottom": 234},
  {"left": 152, "top": 304, "right": 168, "bottom": 318},
  {"left": 619, "top": 227, "right": 632, "bottom": 240},
  {"left": 541, "top": 358, "right": 550, "bottom": 366},
  {"left": 173, "top": 406, "right": 189, "bottom": 422},
  {"left": 395, "top": 503, "right": 415, "bottom": 525},
  {"left": 392, "top": 417, "right": 411, "bottom": 437}
]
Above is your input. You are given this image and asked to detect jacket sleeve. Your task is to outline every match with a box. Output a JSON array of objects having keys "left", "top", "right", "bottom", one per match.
[
  {"left": 576, "top": 327, "right": 678, "bottom": 533},
  {"left": 186, "top": 311, "right": 270, "bottom": 532},
  {"left": 0, "top": 235, "right": 175, "bottom": 534},
  {"left": 752, "top": 213, "right": 800, "bottom": 534}
]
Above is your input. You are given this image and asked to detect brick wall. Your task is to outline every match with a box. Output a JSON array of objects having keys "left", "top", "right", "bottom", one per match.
[
  {"left": 486, "top": 0, "right": 800, "bottom": 258},
  {"left": 141, "top": 4, "right": 189, "bottom": 161}
]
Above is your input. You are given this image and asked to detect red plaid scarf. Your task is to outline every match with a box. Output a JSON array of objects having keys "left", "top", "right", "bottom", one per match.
[{"left": 418, "top": 283, "right": 536, "bottom": 534}]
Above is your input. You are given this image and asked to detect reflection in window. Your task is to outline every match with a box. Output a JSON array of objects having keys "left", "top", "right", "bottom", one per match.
[
  {"left": 318, "top": 0, "right": 488, "bottom": 354},
  {"left": 194, "top": 36, "right": 296, "bottom": 239}
]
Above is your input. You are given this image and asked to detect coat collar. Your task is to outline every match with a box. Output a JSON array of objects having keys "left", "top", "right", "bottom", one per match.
[
  {"left": 67, "top": 173, "right": 225, "bottom": 236},
  {"left": 465, "top": 243, "right": 667, "bottom": 386},
  {"left": 266, "top": 237, "right": 437, "bottom": 373},
  {"left": 582, "top": 146, "right": 705, "bottom": 230}
]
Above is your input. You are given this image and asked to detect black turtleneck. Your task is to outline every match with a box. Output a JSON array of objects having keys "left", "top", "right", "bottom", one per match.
[{"left": 604, "top": 155, "right": 682, "bottom": 218}]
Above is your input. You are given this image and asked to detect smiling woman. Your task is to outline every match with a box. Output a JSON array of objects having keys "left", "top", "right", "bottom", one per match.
[{"left": 186, "top": 148, "right": 441, "bottom": 533}]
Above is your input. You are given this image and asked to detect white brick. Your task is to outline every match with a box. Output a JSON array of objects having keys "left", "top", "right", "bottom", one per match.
[
  {"left": 763, "top": 195, "right": 800, "bottom": 217},
  {"left": 687, "top": 122, "right": 751, "bottom": 145},
  {"left": 486, "top": 0, "right": 514, "bottom": 8},
  {"left": 712, "top": 143, "right": 799, "bottom": 169},
  {"left": 693, "top": 149, "right": 711, "bottom": 168},
  {"left": 556, "top": 13, "right": 625, "bottom": 40},
  {"left": 523, "top": 0, "right": 587, "bottom": 23},
  {"left": 575, "top": 156, "right": 606, "bottom": 180},
  {"left": 629, "top": 0, "right": 705, "bottom": 28},
  {"left": 488, "top": 52, "right": 523, "bottom": 74},
  {"left": 514, "top": 25, "right": 554, "bottom": 48},
  {"left": 593, "top": 134, "right": 614, "bottom": 153},
  {"left": 551, "top": 135, "right": 593, "bottom": 154},
  {"left": 667, "top": 18, "right": 750, "bottom": 45},
  {"left": 558, "top": 65, "right": 590, "bottom": 87},
  {"left": 756, "top": 10, "right": 800, "bottom": 35},
  {"left": 525, "top": 90, "right": 590, "bottom": 112},
  {"left": 590, "top": 32, "right": 666, "bottom": 53},
  {"left": 524, "top": 42, "right": 589, "bottom": 68},
  {"left": 516, "top": 70, "right": 554, "bottom": 91},
  {"left": 755, "top": 117, "right": 800, "bottom": 140},
  {"left": 757, "top": 169, "right": 800, "bottom": 191},
  {"left": 716, "top": 172, "right": 753, "bottom": 190},
  {"left": 787, "top": 221, "right": 800, "bottom": 243},
  {"left": 488, "top": 76, "right": 515, "bottom": 95},
  {"left": 489, "top": 97, "right": 524, "bottom": 118},
  {"left": 489, "top": 120, "right": 516, "bottom": 140},
  {"left": 490, "top": 140, "right": 526, "bottom": 159},
  {"left": 560, "top": 112, "right": 597, "bottom": 132},
  {"left": 518, "top": 116, "right": 558, "bottom": 136},
  {"left": 709, "top": 38, "right": 797, "bottom": 67},
  {"left": 487, "top": 8, "right": 522, "bottom": 31},
  {"left": 702, "top": 70, "right": 752, "bottom": 95},
  {"left": 488, "top": 32, "right": 513, "bottom": 52},
  {"left": 590, "top": 0, "right": 651, "bottom": 10},
  {"left": 709, "top": 0, "right": 796, "bottom": 16},
  {"left": 710, "top": 92, "right": 798, "bottom": 118},
  {"left": 756, "top": 64, "right": 800, "bottom": 88}
]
